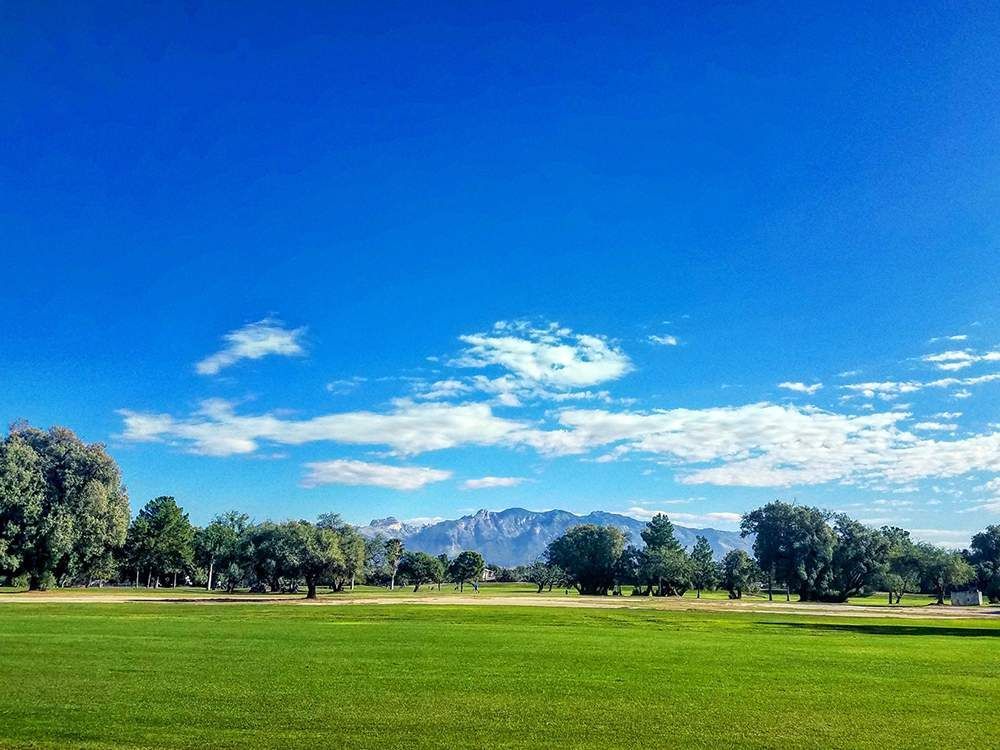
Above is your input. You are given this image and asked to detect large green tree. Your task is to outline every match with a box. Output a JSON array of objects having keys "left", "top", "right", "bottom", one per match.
[
  {"left": 641, "top": 513, "right": 683, "bottom": 553},
  {"left": 641, "top": 546, "right": 691, "bottom": 596},
  {"left": 447, "top": 550, "right": 485, "bottom": 592},
  {"left": 317, "top": 513, "right": 366, "bottom": 591},
  {"left": 398, "top": 551, "right": 444, "bottom": 592},
  {"left": 129, "top": 496, "right": 195, "bottom": 587},
  {"left": 689, "top": 536, "right": 719, "bottom": 598},
  {"left": 968, "top": 525, "right": 1000, "bottom": 603},
  {"left": 879, "top": 526, "right": 921, "bottom": 604},
  {"left": 285, "top": 521, "right": 345, "bottom": 599},
  {"left": 244, "top": 522, "right": 298, "bottom": 592},
  {"left": 741, "top": 501, "right": 834, "bottom": 601},
  {"left": 916, "top": 543, "right": 975, "bottom": 605},
  {"left": 826, "top": 515, "right": 890, "bottom": 602},
  {"left": 720, "top": 549, "right": 760, "bottom": 599},
  {"left": 546, "top": 524, "right": 625, "bottom": 596},
  {"left": 637, "top": 513, "right": 691, "bottom": 596},
  {"left": 196, "top": 511, "right": 250, "bottom": 592},
  {"left": 385, "top": 538, "right": 404, "bottom": 590},
  {"left": 524, "top": 559, "right": 564, "bottom": 593},
  {"left": 1, "top": 426, "right": 129, "bottom": 589}
]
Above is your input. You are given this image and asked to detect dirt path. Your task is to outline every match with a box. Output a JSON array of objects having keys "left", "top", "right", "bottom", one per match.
[{"left": 3, "top": 591, "right": 998, "bottom": 619}]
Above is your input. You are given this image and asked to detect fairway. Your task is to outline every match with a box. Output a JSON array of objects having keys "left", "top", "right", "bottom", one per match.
[{"left": 1, "top": 602, "right": 998, "bottom": 749}]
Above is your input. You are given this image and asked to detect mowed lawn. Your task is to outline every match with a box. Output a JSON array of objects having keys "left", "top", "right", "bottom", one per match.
[{"left": 1, "top": 603, "right": 998, "bottom": 749}]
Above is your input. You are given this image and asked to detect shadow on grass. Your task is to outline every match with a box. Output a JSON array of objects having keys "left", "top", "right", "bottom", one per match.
[{"left": 774, "top": 621, "right": 1000, "bottom": 638}]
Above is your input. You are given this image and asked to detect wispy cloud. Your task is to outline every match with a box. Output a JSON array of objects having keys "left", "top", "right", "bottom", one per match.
[
  {"left": 119, "top": 399, "right": 531, "bottom": 457},
  {"left": 301, "top": 459, "right": 451, "bottom": 490},
  {"left": 778, "top": 381, "right": 823, "bottom": 395},
  {"left": 929, "top": 334, "right": 968, "bottom": 343},
  {"left": 911, "top": 421, "right": 957, "bottom": 432},
  {"left": 413, "top": 379, "right": 473, "bottom": 401},
  {"left": 841, "top": 372, "right": 1000, "bottom": 400},
  {"left": 461, "top": 476, "right": 529, "bottom": 490},
  {"left": 119, "top": 398, "right": 1000, "bottom": 490},
  {"left": 648, "top": 334, "right": 679, "bottom": 346},
  {"left": 921, "top": 349, "right": 1000, "bottom": 372},
  {"left": 622, "top": 510, "right": 743, "bottom": 529},
  {"left": 909, "top": 528, "right": 973, "bottom": 550},
  {"left": 196, "top": 317, "right": 306, "bottom": 375},
  {"left": 326, "top": 376, "right": 366, "bottom": 395}
]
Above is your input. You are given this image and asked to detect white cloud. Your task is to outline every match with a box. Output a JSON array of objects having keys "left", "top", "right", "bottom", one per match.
[
  {"left": 837, "top": 370, "right": 862, "bottom": 378},
  {"left": 118, "top": 399, "right": 534, "bottom": 457},
  {"left": 120, "top": 398, "right": 1000, "bottom": 490},
  {"left": 778, "top": 381, "right": 823, "bottom": 395},
  {"left": 630, "top": 498, "right": 692, "bottom": 507},
  {"left": 912, "top": 422, "right": 957, "bottom": 432},
  {"left": 871, "top": 498, "right": 914, "bottom": 508},
  {"left": 921, "top": 349, "right": 1000, "bottom": 372},
  {"left": 414, "top": 379, "right": 473, "bottom": 400},
  {"left": 301, "top": 459, "right": 451, "bottom": 490},
  {"left": 326, "top": 376, "right": 366, "bottom": 395},
  {"left": 841, "top": 372, "right": 1000, "bottom": 400},
  {"left": 668, "top": 511, "right": 743, "bottom": 529},
  {"left": 929, "top": 334, "right": 969, "bottom": 343},
  {"left": 977, "top": 478, "right": 1000, "bottom": 494},
  {"left": 452, "top": 321, "right": 632, "bottom": 389},
  {"left": 909, "top": 528, "right": 973, "bottom": 550},
  {"left": 648, "top": 334, "right": 679, "bottom": 346},
  {"left": 196, "top": 318, "right": 305, "bottom": 375},
  {"left": 933, "top": 412, "right": 962, "bottom": 419},
  {"left": 958, "top": 500, "right": 1000, "bottom": 514},
  {"left": 461, "top": 476, "right": 529, "bottom": 490}
]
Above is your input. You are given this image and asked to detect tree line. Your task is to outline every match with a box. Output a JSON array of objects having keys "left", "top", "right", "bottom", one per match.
[
  {"left": 2, "top": 426, "right": 999, "bottom": 604},
  {"left": 0, "top": 425, "right": 486, "bottom": 597},
  {"left": 539, "top": 501, "right": 998, "bottom": 604}
]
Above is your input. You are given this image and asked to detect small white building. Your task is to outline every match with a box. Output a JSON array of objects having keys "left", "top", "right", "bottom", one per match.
[{"left": 950, "top": 589, "right": 983, "bottom": 606}]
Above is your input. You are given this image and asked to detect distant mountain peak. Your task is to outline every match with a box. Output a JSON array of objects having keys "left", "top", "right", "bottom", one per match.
[{"left": 356, "top": 507, "right": 749, "bottom": 566}]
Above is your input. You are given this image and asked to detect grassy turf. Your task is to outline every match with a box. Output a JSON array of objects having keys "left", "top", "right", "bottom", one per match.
[
  {"left": 1, "top": 602, "right": 998, "bottom": 749},
  {"left": 0, "top": 583, "right": 943, "bottom": 606}
]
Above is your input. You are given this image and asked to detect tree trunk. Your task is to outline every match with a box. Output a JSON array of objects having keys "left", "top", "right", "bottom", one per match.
[
  {"left": 27, "top": 574, "right": 42, "bottom": 591},
  {"left": 390, "top": 573, "right": 396, "bottom": 591},
  {"left": 350, "top": 574, "right": 355, "bottom": 591},
  {"left": 696, "top": 588, "right": 701, "bottom": 599},
  {"left": 135, "top": 568, "right": 140, "bottom": 588},
  {"left": 147, "top": 570, "right": 152, "bottom": 588},
  {"left": 413, "top": 582, "right": 421, "bottom": 592},
  {"left": 459, "top": 581, "right": 464, "bottom": 592},
  {"left": 207, "top": 558, "right": 214, "bottom": 591},
  {"left": 887, "top": 590, "right": 892, "bottom": 604},
  {"left": 172, "top": 571, "right": 177, "bottom": 588},
  {"left": 306, "top": 580, "right": 317, "bottom": 599},
  {"left": 768, "top": 566, "right": 774, "bottom": 601}
]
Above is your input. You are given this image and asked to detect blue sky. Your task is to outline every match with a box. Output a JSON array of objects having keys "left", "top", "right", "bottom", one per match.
[{"left": 3, "top": 3, "right": 1000, "bottom": 545}]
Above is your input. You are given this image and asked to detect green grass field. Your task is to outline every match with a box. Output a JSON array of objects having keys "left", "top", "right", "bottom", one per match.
[
  {"left": 0, "top": 582, "right": 943, "bottom": 606},
  {"left": 1, "top": 601, "right": 998, "bottom": 749}
]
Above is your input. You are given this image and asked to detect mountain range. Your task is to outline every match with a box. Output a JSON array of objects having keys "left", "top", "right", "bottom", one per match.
[{"left": 357, "top": 507, "right": 750, "bottom": 567}]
